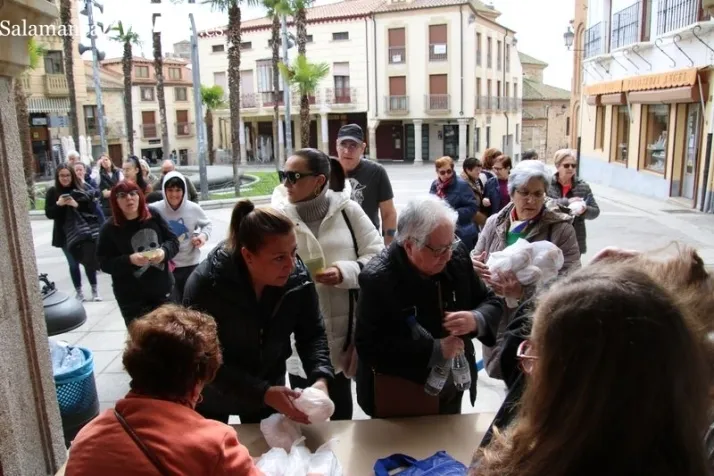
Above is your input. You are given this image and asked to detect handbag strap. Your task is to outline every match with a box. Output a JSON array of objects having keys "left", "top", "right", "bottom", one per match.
[
  {"left": 114, "top": 409, "right": 171, "bottom": 476},
  {"left": 373, "top": 453, "right": 423, "bottom": 475},
  {"left": 341, "top": 209, "right": 360, "bottom": 352}
]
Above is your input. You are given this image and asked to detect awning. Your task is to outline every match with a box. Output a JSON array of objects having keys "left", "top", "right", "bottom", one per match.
[
  {"left": 622, "top": 67, "right": 699, "bottom": 92},
  {"left": 584, "top": 80, "right": 623, "bottom": 96},
  {"left": 601, "top": 92, "right": 626, "bottom": 105},
  {"left": 586, "top": 95, "right": 601, "bottom": 106},
  {"left": 627, "top": 84, "right": 708, "bottom": 104},
  {"left": 27, "top": 97, "right": 70, "bottom": 114}
]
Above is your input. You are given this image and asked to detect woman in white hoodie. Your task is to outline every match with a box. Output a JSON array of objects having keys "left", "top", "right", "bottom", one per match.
[{"left": 272, "top": 148, "right": 384, "bottom": 420}]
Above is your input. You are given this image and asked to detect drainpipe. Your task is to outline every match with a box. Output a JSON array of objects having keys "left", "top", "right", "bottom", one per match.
[
  {"left": 502, "top": 31, "right": 509, "bottom": 155},
  {"left": 372, "top": 15, "right": 378, "bottom": 117},
  {"left": 702, "top": 77, "right": 714, "bottom": 213},
  {"left": 459, "top": 5, "right": 464, "bottom": 116},
  {"left": 365, "top": 18, "right": 370, "bottom": 119}
]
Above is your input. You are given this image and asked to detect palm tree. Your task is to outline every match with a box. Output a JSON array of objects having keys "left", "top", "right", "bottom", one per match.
[
  {"left": 200, "top": 84, "right": 225, "bottom": 166},
  {"left": 15, "top": 39, "right": 46, "bottom": 209},
  {"left": 279, "top": 55, "right": 328, "bottom": 147},
  {"left": 110, "top": 22, "right": 141, "bottom": 156},
  {"left": 264, "top": 0, "right": 291, "bottom": 168},
  {"left": 152, "top": 16, "right": 171, "bottom": 161},
  {"left": 60, "top": 0, "right": 80, "bottom": 149},
  {"left": 292, "top": 0, "right": 314, "bottom": 148}
]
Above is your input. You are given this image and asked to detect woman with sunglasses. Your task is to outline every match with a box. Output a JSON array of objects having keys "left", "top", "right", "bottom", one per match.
[
  {"left": 96, "top": 180, "right": 179, "bottom": 327},
  {"left": 429, "top": 156, "right": 479, "bottom": 249},
  {"left": 547, "top": 149, "right": 600, "bottom": 255},
  {"left": 271, "top": 148, "right": 383, "bottom": 420}
]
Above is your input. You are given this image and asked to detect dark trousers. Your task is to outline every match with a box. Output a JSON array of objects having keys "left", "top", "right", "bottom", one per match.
[
  {"left": 170, "top": 264, "right": 197, "bottom": 304},
  {"left": 289, "top": 372, "right": 354, "bottom": 421},
  {"left": 118, "top": 297, "right": 169, "bottom": 328},
  {"left": 62, "top": 247, "right": 97, "bottom": 289}
]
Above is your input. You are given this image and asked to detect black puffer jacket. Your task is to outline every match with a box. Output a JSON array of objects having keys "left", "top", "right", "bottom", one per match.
[
  {"left": 355, "top": 242, "right": 504, "bottom": 416},
  {"left": 183, "top": 243, "right": 334, "bottom": 415}
]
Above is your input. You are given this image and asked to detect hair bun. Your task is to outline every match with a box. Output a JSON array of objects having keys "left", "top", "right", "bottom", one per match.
[{"left": 235, "top": 199, "right": 255, "bottom": 214}]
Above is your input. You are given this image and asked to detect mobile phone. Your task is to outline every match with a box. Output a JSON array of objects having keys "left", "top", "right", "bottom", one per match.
[{"left": 60, "top": 193, "right": 71, "bottom": 199}]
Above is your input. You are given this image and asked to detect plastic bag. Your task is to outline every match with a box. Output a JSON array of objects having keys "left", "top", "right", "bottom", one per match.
[
  {"left": 260, "top": 413, "right": 302, "bottom": 451},
  {"left": 568, "top": 200, "right": 587, "bottom": 215},
  {"left": 307, "top": 440, "right": 343, "bottom": 476},
  {"left": 284, "top": 440, "right": 312, "bottom": 476},
  {"left": 256, "top": 447, "right": 290, "bottom": 476},
  {"left": 48, "top": 339, "right": 86, "bottom": 376},
  {"left": 293, "top": 387, "right": 335, "bottom": 424}
]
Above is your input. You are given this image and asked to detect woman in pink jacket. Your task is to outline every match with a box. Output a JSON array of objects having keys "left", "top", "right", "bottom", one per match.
[{"left": 65, "top": 304, "right": 261, "bottom": 476}]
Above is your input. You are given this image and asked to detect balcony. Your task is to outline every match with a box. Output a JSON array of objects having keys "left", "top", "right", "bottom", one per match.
[
  {"left": 657, "top": 0, "right": 700, "bottom": 35},
  {"left": 262, "top": 92, "right": 284, "bottom": 107},
  {"left": 240, "top": 93, "right": 259, "bottom": 109},
  {"left": 291, "top": 93, "right": 317, "bottom": 107},
  {"left": 488, "top": 96, "right": 500, "bottom": 111},
  {"left": 475, "top": 95, "right": 491, "bottom": 112},
  {"left": 85, "top": 119, "right": 97, "bottom": 136},
  {"left": 326, "top": 87, "right": 356, "bottom": 106},
  {"left": 476, "top": 50, "right": 482, "bottom": 66},
  {"left": 584, "top": 22, "right": 604, "bottom": 58},
  {"left": 425, "top": 94, "right": 449, "bottom": 112},
  {"left": 176, "top": 122, "right": 194, "bottom": 137},
  {"left": 429, "top": 43, "right": 447, "bottom": 61},
  {"left": 20, "top": 75, "right": 31, "bottom": 91},
  {"left": 611, "top": 2, "right": 641, "bottom": 49},
  {"left": 44, "top": 74, "right": 68, "bottom": 96},
  {"left": 141, "top": 123, "right": 158, "bottom": 139},
  {"left": 502, "top": 97, "right": 522, "bottom": 113},
  {"left": 385, "top": 95, "right": 409, "bottom": 113},
  {"left": 388, "top": 46, "right": 406, "bottom": 64}
]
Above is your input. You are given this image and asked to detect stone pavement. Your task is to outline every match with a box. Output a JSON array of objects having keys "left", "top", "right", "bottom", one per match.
[{"left": 31, "top": 163, "right": 714, "bottom": 422}]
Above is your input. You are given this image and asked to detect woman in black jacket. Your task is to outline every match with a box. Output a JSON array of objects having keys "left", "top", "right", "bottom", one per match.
[
  {"left": 183, "top": 200, "right": 334, "bottom": 425},
  {"left": 97, "top": 154, "right": 122, "bottom": 217},
  {"left": 45, "top": 164, "right": 103, "bottom": 302},
  {"left": 96, "top": 180, "right": 179, "bottom": 326}
]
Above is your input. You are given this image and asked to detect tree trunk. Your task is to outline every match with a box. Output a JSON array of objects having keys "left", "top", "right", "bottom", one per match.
[
  {"left": 153, "top": 31, "right": 171, "bottom": 161},
  {"left": 206, "top": 109, "right": 215, "bottom": 166},
  {"left": 296, "top": 8, "right": 310, "bottom": 150},
  {"left": 60, "top": 0, "right": 80, "bottom": 151},
  {"left": 296, "top": 7, "right": 307, "bottom": 56},
  {"left": 228, "top": 4, "right": 242, "bottom": 196},
  {"left": 123, "top": 42, "right": 135, "bottom": 156},
  {"left": 301, "top": 95, "right": 310, "bottom": 148},
  {"left": 271, "top": 14, "right": 280, "bottom": 169},
  {"left": 14, "top": 79, "right": 35, "bottom": 209}
]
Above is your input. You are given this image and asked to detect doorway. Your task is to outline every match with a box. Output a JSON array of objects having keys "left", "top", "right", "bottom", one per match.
[
  {"left": 680, "top": 103, "right": 701, "bottom": 201},
  {"left": 443, "top": 125, "right": 458, "bottom": 159}
]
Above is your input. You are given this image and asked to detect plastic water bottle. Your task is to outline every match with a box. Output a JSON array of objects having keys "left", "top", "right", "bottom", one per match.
[
  {"left": 406, "top": 316, "right": 451, "bottom": 396},
  {"left": 451, "top": 352, "right": 471, "bottom": 391}
]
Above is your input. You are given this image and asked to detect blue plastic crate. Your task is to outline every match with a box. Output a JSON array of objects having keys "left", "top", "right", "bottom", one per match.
[{"left": 54, "top": 347, "right": 98, "bottom": 416}]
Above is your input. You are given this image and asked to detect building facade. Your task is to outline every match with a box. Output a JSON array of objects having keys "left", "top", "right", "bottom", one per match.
[
  {"left": 520, "top": 52, "right": 571, "bottom": 162},
  {"left": 576, "top": 0, "right": 714, "bottom": 211},
  {"left": 197, "top": 0, "right": 523, "bottom": 163},
  {"left": 102, "top": 57, "right": 197, "bottom": 165}
]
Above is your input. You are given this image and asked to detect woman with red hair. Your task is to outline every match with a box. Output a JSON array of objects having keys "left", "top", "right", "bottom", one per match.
[{"left": 97, "top": 180, "right": 179, "bottom": 326}]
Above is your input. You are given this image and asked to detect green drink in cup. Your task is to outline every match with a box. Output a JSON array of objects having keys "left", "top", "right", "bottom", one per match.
[{"left": 303, "top": 256, "right": 325, "bottom": 278}]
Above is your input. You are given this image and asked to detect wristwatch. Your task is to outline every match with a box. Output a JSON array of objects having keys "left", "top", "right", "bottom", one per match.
[{"left": 383, "top": 229, "right": 396, "bottom": 237}]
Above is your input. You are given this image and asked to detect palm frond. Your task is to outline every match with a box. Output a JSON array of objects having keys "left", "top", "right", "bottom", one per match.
[
  {"left": 279, "top": 54, "right": 329, "bottom": 96},
  {"left": 27, "top": 38, "right": 47, "bottom": 70},
  {"left": 201, "top": 84, "right": 226, "bottom": 110}
]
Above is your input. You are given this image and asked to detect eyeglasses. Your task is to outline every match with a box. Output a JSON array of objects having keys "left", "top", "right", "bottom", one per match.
[
  {"left": 516, "top": 339, "right": 538, "bottom": 374},
  {"left": 562, "top": 163, "right": 577, "bottom": 169},
  {"left": 515, "top": 189, "right": 546, "bottom": 201},
  {"left": 493, "top": 166, "right": 508, "bottom": 172},
  {"left": 419, "top": 236, "right": 462, "bottom": 256},
  {"left": 338, "top": 141, "right": 362, "bottom": 151},
  {"left": 116, "top": 190, "right": 139, "bottom": 200},
  {"left": 278, "top": 170, "right": 318, "bottom": 185},
  {"left": 438, "top": 168, "right": 454, "bottom": 177}
]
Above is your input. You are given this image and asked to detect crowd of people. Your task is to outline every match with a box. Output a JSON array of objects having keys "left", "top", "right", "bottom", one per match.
[{"left": 53, "top": 124, "right": 714, "bottom": 476}]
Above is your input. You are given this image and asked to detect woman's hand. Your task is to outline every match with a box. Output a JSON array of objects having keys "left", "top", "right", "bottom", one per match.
[
  {"left": 471, "top": 251, "right": 492, "bottom": 281},
  {"left": 482, "top": 197, "right": 491, "bottom": 207},
  {"left": 264, "top": 386, "right": 310, "bottom": 424},
  {"left": 65, "top": 197, "right": 79, "bottom": 208},
  {"left": 102, "top": 189, "right": 111, "bottom": 198},
  {"left": 488, "top": 271, "right": 523, "bottom": 300},
  {"left": 440, "top": 335, "right": 465, "bottom": 360},
  {"left": 129, "top": 253, "right": 149, "bottom": 267},
  {"left": 444, "top": 311, "right": 477, "bottom": 336},
  {"left": 315, "top": 266, "right": 343, "bottom": 286},
  {"left": 148, "top": 248, "right": 165, "bottom": 264},
  {"left": 190, "top": 233, "right": 207, "bottom": 249}
]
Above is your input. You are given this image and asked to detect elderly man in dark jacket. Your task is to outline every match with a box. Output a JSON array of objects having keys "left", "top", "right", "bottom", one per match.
[{"left": 356, "top": 195, "right": 504, "bottom": 417}]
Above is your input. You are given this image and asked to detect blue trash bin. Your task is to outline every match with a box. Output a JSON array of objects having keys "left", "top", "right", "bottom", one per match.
[{"left": 54, "top": 347, "right": 100, "bottom": 447}]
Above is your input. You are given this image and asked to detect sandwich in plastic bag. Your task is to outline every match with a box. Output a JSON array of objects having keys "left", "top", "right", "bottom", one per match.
[{"left": 260, "top": 413, "right": 303, "bottom": 451}]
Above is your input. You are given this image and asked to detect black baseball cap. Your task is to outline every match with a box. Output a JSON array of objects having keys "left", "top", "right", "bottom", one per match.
[{"left": 337, "top": 124, "right": 364, "bottom": 144}]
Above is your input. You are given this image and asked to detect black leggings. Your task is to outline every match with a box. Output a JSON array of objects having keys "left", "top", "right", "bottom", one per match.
[
  {"left": 118, "top": 297, "right": 169, "bottom": 328},
  {"left": 170, "top": 264, "right": 197, "bottom": 304},
  {"left": 289, "top": 372, "right": 354, "bottom": 421}
]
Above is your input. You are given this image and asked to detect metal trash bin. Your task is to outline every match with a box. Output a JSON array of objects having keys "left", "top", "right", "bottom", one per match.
[{"left": 54, "top": 347, "right": 99, "bottom": 447}]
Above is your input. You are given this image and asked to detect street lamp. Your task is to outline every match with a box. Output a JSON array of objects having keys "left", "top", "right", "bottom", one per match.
[
  {"left": 565, "top": 23, "right": 585, "bottom": 178},
  {"left": 564, "top": 26, "right": 575, "bottom": 50}
]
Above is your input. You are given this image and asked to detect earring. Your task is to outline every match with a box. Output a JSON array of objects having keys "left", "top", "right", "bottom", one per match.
[
  {"left": 197, "top": 394, "right": 204, "bottom": 404},
  {"left": 314, "top": 188, "right": 320, "bottom": 197}
]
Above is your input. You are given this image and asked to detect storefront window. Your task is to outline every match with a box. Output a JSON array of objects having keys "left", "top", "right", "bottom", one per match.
[
  {"left": 612, "top": 105, "right": 629, "bottom": 163},
  {"left": 643, "top": 104, "right": 669, "bottom": 173}
]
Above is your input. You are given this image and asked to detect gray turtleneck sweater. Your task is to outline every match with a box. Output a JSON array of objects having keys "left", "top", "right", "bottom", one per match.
[{"left": 294, "top": 186, "right": 330, "bottom": 237}]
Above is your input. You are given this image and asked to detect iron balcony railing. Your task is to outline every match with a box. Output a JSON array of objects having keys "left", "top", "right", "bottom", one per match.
[
  {"left": 584, "top": 22, "right": 604, "bottom": 58},
  {"left": 326, "top": 87, "right": 356, "bottom": 105},
  {"left": 388, "top": 46, "right": 406, "bottom": 64},
  {"left": 657, "top": 0, "right": 700, "bottom": 35},
  {"left": 140, "top": 124, "right": 158, "bottom": 139},
  {"left": 611, "top": 1, "right": 641, "bottom": 49},
  {"left": 240, "top": 93, "right": 259, "bottom": 108},
  {"left": 425, "top": 94, "right": 449, "bottom": 111},
  {"left": 176, "top": 122, "right": 194, "bottom": 137},
  {"left": 291, "top": 93, "right": 317, "bottom": 107},
  {"left": 475, "top": 95, "right": 491, "bottom": 112},
  {"left": 385, "top": 95, "right": 409, "bottom": 113},
  {"left": 429, "top": 43, "right": 447, "bottom": 61}
]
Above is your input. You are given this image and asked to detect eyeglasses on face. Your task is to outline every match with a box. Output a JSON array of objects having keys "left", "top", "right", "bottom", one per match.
[
  {"left": 515, "top": 189, "right": 546, "bottom": 201},
  {"left": 116, "top": 190, "right": 139, "bottom": 200},
  {"left": 279, "top": 170, "right": 318, "bottom": 185},
  {"left": 438, "top": 168, "right": 454, "bottom": 177},
  {"left": 419, "top": 236, "right": 462, "bottom": 256},
  {"left": 561, "top": 163, "right": 577, "bottom": 169},
  {"left": 516, "top": 339, "right": 538, "bottom": 374},
  {"left": 338, "top": 141, "right": 361, "bottom": 151}
]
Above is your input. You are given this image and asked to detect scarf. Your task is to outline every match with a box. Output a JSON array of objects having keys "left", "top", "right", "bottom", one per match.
[
  {"left": 436, "top": 175, "right": 454, "bottom": 198},
  {"left": 509, "top": 206, "right": 545, "bottom": 235},
  {"left": 295, "top": 185, "right": 330, "bottom": 225}
]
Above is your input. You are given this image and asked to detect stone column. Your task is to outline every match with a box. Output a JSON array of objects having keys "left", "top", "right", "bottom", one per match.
[
  {"left": 320, "top": 113, "right": 329, "bottom": 155},
  {"left": 368, "top": 121, "right": 379, "bottom": 161},
  {"left": 468, "top": 119, "right": 477, "bottom": 157},
  {"left": 278, "top": 118, "right": 285, "bottom": 166},
  {"left": 0, "top": 1, "right": 68, "bottom": 474},
  {"left": 238, "top": 118, "right": 247, "bottom": 165},
  {"left": 413, "top": 119, "right": 423, "bottom": 164},
  {"left": 458, "top": 118, "right": 469, "bottom": 162}
]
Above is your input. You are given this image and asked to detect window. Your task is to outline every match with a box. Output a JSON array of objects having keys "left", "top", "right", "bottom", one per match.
[
  {"left": 83, "top": 105, "right": 97, "bottom": 134},
  {"left": 475, "top": 127, "right": 481, "bottom": 152},
  {"left": 487, "top": 37, "right": 493, "bottom": 68},
  {"left": 486, "top": 126, "right": 491, "bottom": 148},
  {"left": 476, "top": 78, "right": 482, "bottom": 109},
  {"left": 642, "top": 104, "right": 669, "bottom": 173},
  {"left": 44, "top": 51, "right": 64, "bottom": 74},
  {"left": 388, "top": 76, "right": 407, "bottom": 111},
  {"left": 505, "top": 44, "right": 510, "bottom": 73},
  {"left": 497, "top": 80, "right": 502, "bottom": 108},
  {"left": 566, "top": 116, "right": 571, "bottom": 136},
  {"left": 268, "top": 38, "right": 281, "bottom": 47},
  {"left": 476, "top": 32, "right": 482, "bottom": 66},
  {"left": 306, "top": 35, "right": 313, "bottom": 43},
  {"left": 333, "top": 62, "right": 351, "bottom": 103},
  {"left": 140, "top": 86, "right": 155, "bottom": 101},
  {"left": 515, "top": 123, "right": 520, "bottom": 144},
  {"left": 594, "top": 106, "right": 605, "bottom": 150},
  {"left": 497, "top": 40, "right": 502, "bottom": 70},
  {"left": 257, "top": 59, "right": 283, "bottom": 105},
  {"left": 388, "top": 28, "right": 406, "bottom": 64},
  {"left": 168, "top": 67, "right": 181, "bottom": 80},
  {"left": 176, "top": 110, "right": 190, "bottom": 136},
  {"left": 513, "top": 80, "right": 518, "bottom": 98},
  {"left": 212, "top": 44, "right": 225, "bottom": 53},
  {"left": 240, "top": 41, "right": 252, "bottom": 50},
  {"left": 611, "top": 105, "right": 629, "bottom": 164},
  {"left": 135, "top": 65, "right": 149, "bottom": 78},
  {"left": 213, "top": 71, "right": 227, "bottom": 93},
  {"left": 429, "top": 24, "right": 447, "bottom": 61},
  {"left": 332, "top": 32, "right": 349, "bottom": 41},
  {"left": 428, "top": 74, "right": 448, "bottom": 110},
  {"left": 175, "top": 87, "right": 188, "bottom": 101}
]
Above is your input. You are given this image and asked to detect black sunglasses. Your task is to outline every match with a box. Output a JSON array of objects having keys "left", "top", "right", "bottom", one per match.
[
  {"left": 562, "top": 163, "right": 577, "bottom": 169},
  {"left": 279, "top": 170, "right": 318, "bottom": 184}
]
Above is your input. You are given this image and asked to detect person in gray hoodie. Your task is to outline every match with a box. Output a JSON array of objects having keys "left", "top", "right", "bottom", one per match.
[{"left": 150, "top": 171, "right": 213, "bottom": 302}]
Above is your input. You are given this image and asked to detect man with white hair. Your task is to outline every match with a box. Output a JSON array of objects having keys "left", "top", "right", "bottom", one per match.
[
  {"left": 355, "top": 195, "right": 503, "bottom": 418},
  {"left": 153, "top": 159, "right": 199, "bottom": 203},
  {"left": 66, "top": 150, "right": 92, "bottom": 184}
]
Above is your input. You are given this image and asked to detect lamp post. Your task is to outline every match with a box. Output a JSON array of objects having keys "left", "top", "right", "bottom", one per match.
[
  {"left": 189, "top": 13, "right": 209, "bottom": 200},
  {"left": 564, "top": 25, "right": 585, "bottom": 178},
  {"left": 281, "top": 15, "right": 292, "bottom": 159},
  {"left": 80, "top": 0, "right": 108, "bottom": 153}
]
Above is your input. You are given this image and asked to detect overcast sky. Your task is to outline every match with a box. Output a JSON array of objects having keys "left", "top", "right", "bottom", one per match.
[{"left": 90, "top": 0, "right": 574, "bottom": 91}]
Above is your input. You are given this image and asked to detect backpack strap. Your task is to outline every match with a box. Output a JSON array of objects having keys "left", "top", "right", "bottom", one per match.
[{"left": 341, "top": 209, "right": 360, "bottom": 352}]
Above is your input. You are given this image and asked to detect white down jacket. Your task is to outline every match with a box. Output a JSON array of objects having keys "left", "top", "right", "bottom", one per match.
[{"left": 271, "top": 183, "right": 384, "bottom": 376}]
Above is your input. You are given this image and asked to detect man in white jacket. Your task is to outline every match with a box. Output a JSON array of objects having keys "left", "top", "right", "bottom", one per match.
[{"left": 150, "top": 171, "right": 212, "bottom": 302}]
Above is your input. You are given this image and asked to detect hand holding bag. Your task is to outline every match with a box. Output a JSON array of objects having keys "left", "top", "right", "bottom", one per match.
[{"left": 374, "top": 451, "right": 467, "bottom": 476}]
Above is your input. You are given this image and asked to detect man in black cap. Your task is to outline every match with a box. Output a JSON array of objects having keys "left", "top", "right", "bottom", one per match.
[{"left": 336, "top": 124, "right": 397, "bottom": 245}]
